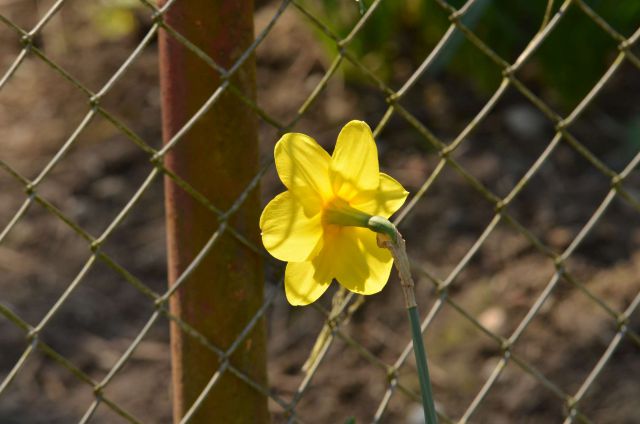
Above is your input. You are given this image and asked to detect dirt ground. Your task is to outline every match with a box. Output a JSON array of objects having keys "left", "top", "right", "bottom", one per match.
[{"left": 1, "top": 1, "right": 639, "bottom": 423}]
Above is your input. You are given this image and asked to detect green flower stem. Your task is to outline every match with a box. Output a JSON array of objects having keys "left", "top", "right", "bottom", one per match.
[
  {"left": 323, "top": 199, "right": 373, "bottom": 228},
  {"left": 323, "top": 210, "right": 437, "bottom": 422},
  {"left": 408, "top": 305, "right": 438, "bottom": 424},
  {"left": 374, "top": 218, "right": 438, "bottom": 424},
  {"left": 367, "top": 215, "right": 398, "bottom": 244}
]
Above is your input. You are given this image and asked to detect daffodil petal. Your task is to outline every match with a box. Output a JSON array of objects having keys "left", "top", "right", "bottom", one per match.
[
  {"left": 259, "top": 191, "right": 322, "bottom": 262},
  {"left": 285, "top": 261, "right": 332, "bottom": 306},
  {"left": 275, "top": 133, "right": 333, "bottom": 207},
  {"left": 352, "top": 228, "right": 394, "bottom": 294},
  {"left": 330, "top": 120, "right": 379, "bottom": 200},
  {"left": 350, "top": 173, "right": 409, "bottom": 218},
  {"left": 332, "top": 227, "right": 393, "bottom": 295}
]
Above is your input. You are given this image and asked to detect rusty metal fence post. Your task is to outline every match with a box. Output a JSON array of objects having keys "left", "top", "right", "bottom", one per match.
[{"left": 158, "top": 1, "right": 268, "bottom": 422}]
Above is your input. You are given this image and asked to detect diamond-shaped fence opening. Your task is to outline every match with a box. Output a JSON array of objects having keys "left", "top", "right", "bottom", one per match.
[{"left": 1, "top": 0, "right": 640, "bottom": 423}]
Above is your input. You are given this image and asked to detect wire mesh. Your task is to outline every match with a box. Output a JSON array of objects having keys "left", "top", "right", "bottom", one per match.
[{"left": 1, "top": 0, "right": 640, "bottom": 422}]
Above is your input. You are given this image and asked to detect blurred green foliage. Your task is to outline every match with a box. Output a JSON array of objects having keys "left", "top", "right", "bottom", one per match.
[
  {"left": 88, "top": 0, "right": 142, "bottom": 41},
  {"left": 301, "top": 0, "right": 640, "bottom": 106}
]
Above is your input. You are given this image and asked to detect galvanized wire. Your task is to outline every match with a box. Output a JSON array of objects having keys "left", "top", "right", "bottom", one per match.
[{"left": 1, "top": 0, "right": 639, "bottom": 423}]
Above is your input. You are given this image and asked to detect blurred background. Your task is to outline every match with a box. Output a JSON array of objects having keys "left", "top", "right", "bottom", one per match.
[{"left": 1, "top": 0, "right": 640, "bottom": 422}]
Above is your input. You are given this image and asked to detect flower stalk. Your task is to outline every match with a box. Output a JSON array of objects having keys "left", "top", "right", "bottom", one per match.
[
  {"left": 323, "top": 198, "right": 373, "bottom": 228},
  {"left": 375, "top": 220, "right": 438, "bottom": 424},
  {"left": 304, "top": 207, "right": 438, "bottom": 422}
]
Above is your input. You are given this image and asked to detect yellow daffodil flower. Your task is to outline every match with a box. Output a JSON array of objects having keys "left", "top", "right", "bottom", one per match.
[{"left": 260, "top": 120, "right": 409, "bottom": 305}]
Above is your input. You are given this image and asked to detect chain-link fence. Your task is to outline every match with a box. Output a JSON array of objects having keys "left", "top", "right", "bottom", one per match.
[{"left": 1, "top": 0, "right": 640, "bottom": 422}]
